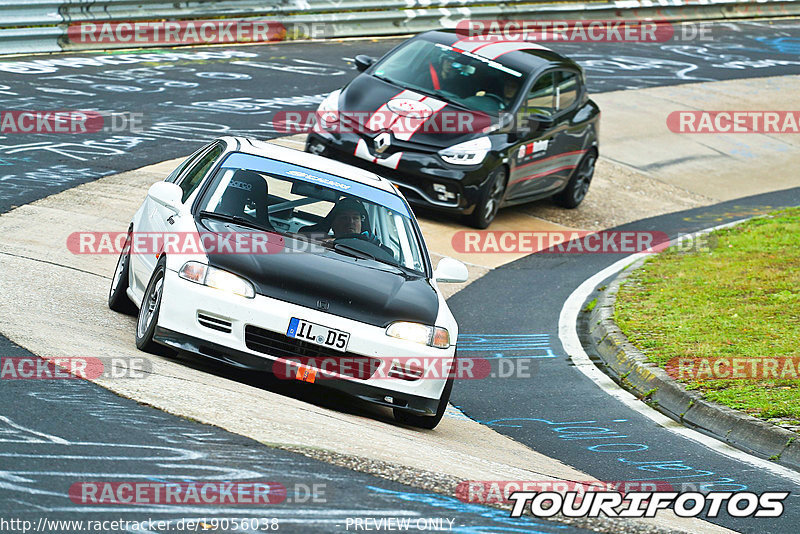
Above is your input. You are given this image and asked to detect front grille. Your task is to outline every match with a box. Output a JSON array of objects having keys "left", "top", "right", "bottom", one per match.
[
  {"left": 244, "top": 325, "right": 380, "bottom": 380},
  {"left": 197, "top": 312, "right": 232, "bottom": 333}
]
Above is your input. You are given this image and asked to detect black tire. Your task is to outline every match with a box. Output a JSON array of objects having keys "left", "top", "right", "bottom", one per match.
[
  {"left": 108, "top": 229, "right": 135, "bottom": 314},
  {"left": 393, "top": 375, "right": 454, "bottom": 430},
  {"left": 135, "top": 257, "right": 166, "bottom": 353},
  {"left": 465, "top": 167, "right": 506, "bottom": 229},
  {"left": 554, "top": 151, "right": 597, "bottom": 209}
]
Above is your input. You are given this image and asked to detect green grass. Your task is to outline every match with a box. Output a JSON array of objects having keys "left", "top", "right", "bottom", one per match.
[{"left": 615, "top": 208, "right": 800, "bottom": 421}]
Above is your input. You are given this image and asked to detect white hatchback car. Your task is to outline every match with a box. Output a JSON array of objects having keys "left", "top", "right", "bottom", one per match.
[{"left": 109, "top": 137, "right": 468, "bottom": 429}]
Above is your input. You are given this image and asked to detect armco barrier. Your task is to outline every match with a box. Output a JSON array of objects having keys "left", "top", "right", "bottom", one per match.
[{"left": 0, "top": 0, "right": 799, "bottom": 55}]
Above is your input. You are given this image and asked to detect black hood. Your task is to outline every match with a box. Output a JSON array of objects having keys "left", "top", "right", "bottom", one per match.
[
  {"left": 340, "top": 75, "right": 495, "bottom": 148},
  {"left": 197, "top": 219, "right": 438, "bottom": 328}
]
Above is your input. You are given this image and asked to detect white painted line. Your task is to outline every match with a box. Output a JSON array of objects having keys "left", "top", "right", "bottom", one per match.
[
  {"left": 558, "top": 220, "right": 800, "bottom": 484},
  {"left": 0, "top": 415, "right": 68, "bottom": 444}
]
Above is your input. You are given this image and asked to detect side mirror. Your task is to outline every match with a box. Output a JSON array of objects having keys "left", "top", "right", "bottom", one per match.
[
  {"left": 433, "top": 257, "right": 469, "bottom": 284},
  {"left": 148, "top": 181, "right": 183, "bottom": 213},
  {"left": 354, "top": 55, "right": 375, "bottom": 72},
  {"left": 527, "top": 113, "right": 554, "bottom": 133}
]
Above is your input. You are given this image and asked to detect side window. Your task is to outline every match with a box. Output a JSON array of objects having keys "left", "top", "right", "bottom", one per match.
[
  {"left": 556, "top": 71, "right": 579, "bottom": 111},
  {"left": 165, "top": 147, "right": 207, "bottom": 183},
  {"left": 178, "top": 144, "right": 224, "bottom": 203},
  {"left": 524, "top": 73, "right": 555, "bottom": 117}
]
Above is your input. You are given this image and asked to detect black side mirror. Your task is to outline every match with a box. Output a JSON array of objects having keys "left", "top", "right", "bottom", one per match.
[{"left": 354, "top": 55, "right": 375, "bottom": 72}]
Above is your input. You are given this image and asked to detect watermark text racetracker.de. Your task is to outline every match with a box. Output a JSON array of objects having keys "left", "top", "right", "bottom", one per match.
[
  {"left": 1, "top": 356, "right": 151, "bottom": 380},
  {"left": 68, "top": 481, "right": 324, "bottom": 505},
  {"left": 0, "top": 110, "right": 145, "bottom": 134},
  {"left": 667, "top": 111, "right": 800, "bottom": 134},
  {"left": 69, "top": 231, "right": 289, "bottom": 255},
  {"left": 454, "top": 19, "right": 714, "bottom": 42},
  {"left": 668, "top": 357, "right": 800, "bottom": 381},
  {"left": 66, "top": 20, "right": 344, "bottom": 46},
  {"left": 275, "top": 355, "right": 537, "bottom": 382},
  {"left": 451, "top": 230, "right": 715, "bottom": 254}
]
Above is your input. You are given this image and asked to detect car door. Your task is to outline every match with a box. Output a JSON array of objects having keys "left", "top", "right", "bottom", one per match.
[
  {"left": 547, "top": 69, "right": 589, "bottom": 192},
  {"left": 131, "top": 142, "right": 224, "bottom": 294},
  {"left": 506, "top": 70, "right": 563, "bottom": 200}
]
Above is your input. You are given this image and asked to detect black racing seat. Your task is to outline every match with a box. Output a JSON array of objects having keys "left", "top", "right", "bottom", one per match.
[{"left": 217, "top": 169, "right": 273, "bottom": 230}]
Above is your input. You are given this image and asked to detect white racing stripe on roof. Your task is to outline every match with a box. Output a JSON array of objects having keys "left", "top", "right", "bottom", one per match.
[
  {"left": 452, "top": 36, "right": 509, "bottom": 52},
  {"left": 472, "top": 41, "right": 550, "bottom": 60}
]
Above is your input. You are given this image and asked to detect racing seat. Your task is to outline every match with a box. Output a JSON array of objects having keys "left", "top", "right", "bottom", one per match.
[{"left": 217, "top": 169, "right": 273, "bottom": 230}]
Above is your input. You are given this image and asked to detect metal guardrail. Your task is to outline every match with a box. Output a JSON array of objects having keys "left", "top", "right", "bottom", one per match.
[{"left": 1, "top": 0, "right": 799, "bottom": 55}]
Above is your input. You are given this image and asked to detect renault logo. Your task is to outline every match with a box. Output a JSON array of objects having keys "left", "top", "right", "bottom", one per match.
[{"left": 374, "top": 132, "right": 391, "bottom": 154}]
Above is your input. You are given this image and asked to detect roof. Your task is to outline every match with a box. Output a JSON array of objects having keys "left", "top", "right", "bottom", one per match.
[
  {"left": 419, "top": 30, "right": 578, "bottom": 74},
  {"left": 227, "top": 137, "right": 399, "bottom": 195}
]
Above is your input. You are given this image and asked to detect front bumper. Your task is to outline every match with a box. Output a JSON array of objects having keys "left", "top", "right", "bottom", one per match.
[
  {"left": 155, "top": 270, "right": 453, "bottom": 415},
  {"left": 306, "top": 131, "right": 497, "bottom": 214}
]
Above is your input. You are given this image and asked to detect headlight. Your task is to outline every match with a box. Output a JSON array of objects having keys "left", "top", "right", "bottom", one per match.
[
  {"left": 386, "top": 321, "right": 450, "bottom": 349},
  {"left": 317, "top": 89, "right": 341, "bottom": 125},
  {"left": 179, "top": 261, "right": 255, "bottom": 299},
  {"left": 438, "top": 136, "right": 491, "bottom": 165}
]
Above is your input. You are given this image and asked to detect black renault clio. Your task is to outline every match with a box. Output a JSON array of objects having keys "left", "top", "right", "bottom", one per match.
[{"left": 305, "top": 30, "right": 600, "bottom": 228}]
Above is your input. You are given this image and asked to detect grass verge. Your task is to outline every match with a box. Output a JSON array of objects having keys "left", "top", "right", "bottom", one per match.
[{"left": 614, "top": 207, "right": 800, "bottom": 427}]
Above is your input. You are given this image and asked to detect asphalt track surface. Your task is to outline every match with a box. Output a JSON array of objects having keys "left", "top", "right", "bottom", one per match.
[
  {"left": 2, "top": 338, "right": 588, "bottom": 534},
  {"left": 1, "top": 18, "right": 799, "bottom": 533}
]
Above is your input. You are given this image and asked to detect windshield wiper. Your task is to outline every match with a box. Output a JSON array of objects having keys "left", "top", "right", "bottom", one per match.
[
  {"left": 372, "top": 72, "right": 398, "bottom": 85},
  {"left": 329, "top": 242, "right": 377, "bottom": 261},
  {"left": 198, "top": 210, "right": 274, "bottom": 234}
]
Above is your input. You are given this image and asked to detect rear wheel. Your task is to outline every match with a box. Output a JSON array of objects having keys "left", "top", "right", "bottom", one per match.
[
  {"left": 393, "top": 375, "right": 454, "bottom": 430},
  {"left": 554, "top": 151, "right": 596, "bottom": 209},
  {"left": 465, "top": 167, "right": 506, "bottom": 229},
  {"left": 136, "top": 257, "right": 166, "bottom": 353},
  {"left": 108, "top": 229, "right": 135, "bottom": 314}
]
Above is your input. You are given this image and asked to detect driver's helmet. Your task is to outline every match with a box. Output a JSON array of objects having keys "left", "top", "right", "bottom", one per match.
[
  {"left": 439, "top": 51, "right": 475, "bottom": 77},
  {"left": 329, "top": 197, "right": 369, "bottom": 226}
]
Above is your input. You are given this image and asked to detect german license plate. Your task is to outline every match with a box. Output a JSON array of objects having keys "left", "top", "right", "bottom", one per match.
[{"left": 287, "top": 318, "right": 350, "bottom": 352}]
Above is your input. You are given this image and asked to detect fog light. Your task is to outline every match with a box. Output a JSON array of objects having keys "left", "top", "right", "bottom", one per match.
[{"left": 432, "top": 183, "right": 456, "bottom": 202}]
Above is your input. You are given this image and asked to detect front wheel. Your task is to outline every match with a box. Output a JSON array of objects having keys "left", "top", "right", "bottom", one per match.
[
  {"left": 465, "top": 167, "right": 506, "bottom": 229},
  {"left": 393, "top": 375, "right": 454, "bottom": 430},
  {"left": 136, "top": 257, "right": 166, "bottom": 353},
  {"left": 554, "top": 151, "right": 596, "bottom": 209}
]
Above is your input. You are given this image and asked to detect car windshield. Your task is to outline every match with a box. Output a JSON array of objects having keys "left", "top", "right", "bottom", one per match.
[
  {"left": 372, "top": 38, "right": 525, "bottom": 115},
  {"left": 197, "top": 152, "right": 426, "bottom": 274}
]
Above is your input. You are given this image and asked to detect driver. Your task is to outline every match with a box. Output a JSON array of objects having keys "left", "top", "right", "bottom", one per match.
[
  {"left": 429, "top": 53, "right": 473, "bottom": 98},
  {"left": 328, "top": 197, "right": 368, "bottom": 239},
  {"left": 325, "top": 197, "right": 396, "bottom": 260}
]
